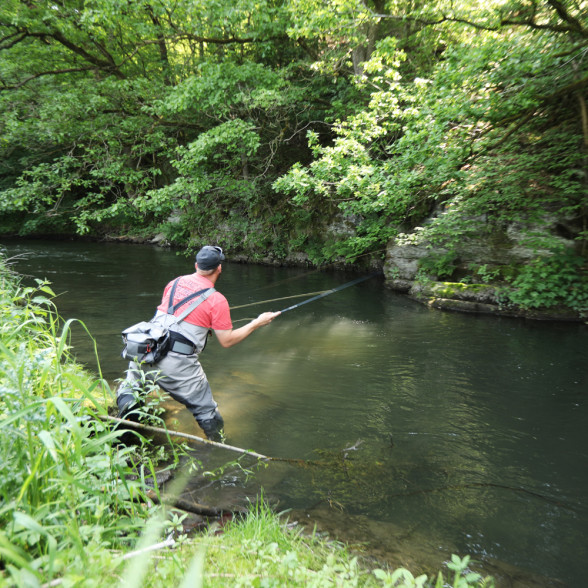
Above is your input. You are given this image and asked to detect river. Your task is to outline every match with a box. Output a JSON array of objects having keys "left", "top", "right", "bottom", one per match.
[{"left": 2, "top": 238, "right": 587, "bottom": 587}]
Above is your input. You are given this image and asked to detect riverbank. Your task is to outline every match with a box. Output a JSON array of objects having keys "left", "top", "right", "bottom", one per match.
[
  {"left": 386, "top": 277, "right": 587, "bottom": 323},
  {"left": 99, "top": 232, "right": 588, "bottom": 322},
  {"left": 0, "top": 230, "right": 383, "bottom": 272},
  {"left": 0, "top": 255, "right": 495, "bottom": 587},
  {"left": 3, "top": 231, "right": 586, "bottom": 323}
]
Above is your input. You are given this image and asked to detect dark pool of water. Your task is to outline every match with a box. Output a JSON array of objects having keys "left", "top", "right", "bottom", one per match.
[{"left": 3, "top": 239, "right": 587, "bottom": 586}]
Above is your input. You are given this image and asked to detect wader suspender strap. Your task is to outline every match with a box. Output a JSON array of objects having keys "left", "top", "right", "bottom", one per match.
[{"left": 166, "top": 278, "right": 216, "bottom": 325}]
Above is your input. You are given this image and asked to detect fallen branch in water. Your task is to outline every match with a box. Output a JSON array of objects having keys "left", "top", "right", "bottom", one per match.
[
  {"left": 105, "top": 415, "right": 271, "bottom": 460},
  {"left": 144, "top": 489, "right": 244, "bottom": 517},
  {"left": 107, "top": 417, "right": 575, "bottom": 516},
  {"left": 103, "top": 415, "right": 311, "bottom": 466}
]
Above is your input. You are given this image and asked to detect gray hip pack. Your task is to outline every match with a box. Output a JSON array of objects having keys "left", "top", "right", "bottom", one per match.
[{"left": 121, "top": 278, "right": 215, "bottom": 364}]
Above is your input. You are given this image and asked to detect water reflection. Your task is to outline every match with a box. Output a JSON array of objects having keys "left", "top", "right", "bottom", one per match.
[{"left": 2, "top": 238, "right": 587, "bottom": 586}]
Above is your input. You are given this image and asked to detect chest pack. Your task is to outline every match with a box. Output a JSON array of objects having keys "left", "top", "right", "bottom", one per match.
[{"left": 121, "top": 278, "right": 215, "bottom": 364}]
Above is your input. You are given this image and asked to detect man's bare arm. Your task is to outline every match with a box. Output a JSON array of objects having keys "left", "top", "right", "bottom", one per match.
[{"left": 214, "top": 311, "right": 281, "bottom": 348}]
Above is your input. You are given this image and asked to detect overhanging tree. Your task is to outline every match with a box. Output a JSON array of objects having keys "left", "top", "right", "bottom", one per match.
[
  {"left": 0, "top": 0, "right": 586, "bottom": 312},
  {"left": 0, "top": 0, "right": 323, "bottom": 240},
  {"left": 275, "top": 0, "right": 587, "bottom": 264}
]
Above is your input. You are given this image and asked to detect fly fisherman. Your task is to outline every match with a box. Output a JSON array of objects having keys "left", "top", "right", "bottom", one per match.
[{"left": 116, "top": 245, "right": 280, "bottom": 442}]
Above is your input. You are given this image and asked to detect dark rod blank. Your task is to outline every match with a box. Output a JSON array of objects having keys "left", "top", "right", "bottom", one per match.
[{"left": 279, "top": 272, "right": 380, "bottom": 314}]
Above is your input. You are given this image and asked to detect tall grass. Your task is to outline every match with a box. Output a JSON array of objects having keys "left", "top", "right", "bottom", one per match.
[{"left": 0, "top": 257, "right": 159, "bottom": 585}]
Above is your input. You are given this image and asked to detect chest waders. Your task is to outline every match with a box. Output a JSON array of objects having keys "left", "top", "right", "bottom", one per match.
[{"left": 117, "top": 278, "right": 225, "bottom": 441}]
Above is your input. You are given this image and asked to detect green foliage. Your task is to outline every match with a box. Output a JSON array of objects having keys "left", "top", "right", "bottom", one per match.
[
  {"left": 373, "top": 553, "right": 495, "bottom": 587},
  {"left": 274, "top": 1, "right": 587, "bottom": 271},
  {"left": 192, "top": 499, "right": 495, "bottom": 588},
  {"left": 0, "top": 266, "right": 132, "bottom": 581},
  {"left": 504, "top": 248, "right": 588, "bottom": 314},
  {"left": 276, "top": 18, "right": 587, "bottom": 263},
  {"left": 0, "top": 0, "right": 309, "bottom": 240},
  {"left": 472, "top": 264, "right": 502, "bottom": 284},
  {"left": 156, "top": 61, "right": 292, "bottom": 118},
  {"left": 0, "top": 75, "right": 173, "bottom": 234},
  {"left": 419, "top": 251, "right": 459, "bottom": 279},
  {"left": 0, "top": 255, "right": 198, "bottom": 585},
  {"left": 135, "top": 118, "right": 262, "bottom": 222},
  {"left": 273, "top": 37, "right": 417, "bottom": 260},
  {"left": 1, "top": 0, "right": 586, "bottom": 309}
]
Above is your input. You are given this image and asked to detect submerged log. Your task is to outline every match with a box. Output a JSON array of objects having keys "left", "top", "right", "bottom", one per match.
[{"left": 144, "top": 489, "right": 245, "bottom": 517}]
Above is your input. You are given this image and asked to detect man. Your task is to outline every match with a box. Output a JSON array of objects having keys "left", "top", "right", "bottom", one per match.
[{"left": 117, "top": 245, "right": 280, "bottom": 441}]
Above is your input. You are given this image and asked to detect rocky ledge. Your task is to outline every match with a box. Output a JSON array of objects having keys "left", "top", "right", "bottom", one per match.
[{"left": 385, "top": 278, "right": 584, "bottom": 322}]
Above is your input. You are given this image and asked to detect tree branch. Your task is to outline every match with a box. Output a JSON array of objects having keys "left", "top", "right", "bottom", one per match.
[
  {"left": 500, "top": 16, "right": 588, "bottom": 37},
  {"left": 498, "top": 74, "right": 588, "bottom": 126},
  {"left": 0, "top": 66, "right": 96, "bottom": 91},
  {"left": 106, "top": 415, "right": 271, "bottom": 460},
  {"left": 373, "top": 13, "right": 501, "bottom": 32},
  {"left": 47, "top": 29, "right": 125, "bottom": 78},
  {"left": 145, "top": 489, "right": 239, "bottom": 517},
  {"left": 0, "top": 26, "right": 127, "bottom": 78},
  {"left": 470, "top": 74, "right": 588, "bottom": 160},
  {"left": 0, "top": 31, "right": 27, "bottom": 50},
  {"left": 372, "top": 7, "right": 587, "bottom": 38},
  {"left": 546, "top": 0, "right": 586, "bottom": 35},
  {"left": 173, "top": 32, "right": 289, "bottom": 46},
  {"left": 145, "top": 4, "right": 171, "bottom": 85}
]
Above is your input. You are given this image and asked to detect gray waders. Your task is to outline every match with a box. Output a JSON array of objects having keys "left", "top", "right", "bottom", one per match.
[{"left": 117, "top": 279, "right": 224, "bottom": 442}]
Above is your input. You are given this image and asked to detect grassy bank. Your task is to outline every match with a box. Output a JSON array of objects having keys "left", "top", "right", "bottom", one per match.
[{"left": 0, "top": 255, "right": 494, "bottom": 587}]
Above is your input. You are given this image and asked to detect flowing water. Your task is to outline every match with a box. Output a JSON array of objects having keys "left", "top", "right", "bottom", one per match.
[{"left": 2, "top": 239, "right": 587, "bottom": 587}]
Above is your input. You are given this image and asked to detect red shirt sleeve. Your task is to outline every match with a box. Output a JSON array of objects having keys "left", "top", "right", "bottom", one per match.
[{"left": 207, "top": 293, "right": 233, "bottom": 330}]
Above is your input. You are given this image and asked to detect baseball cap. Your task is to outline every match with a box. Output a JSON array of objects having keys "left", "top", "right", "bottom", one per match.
[{"left": 196, "top": 245, "right": 225, "bottom": 270}]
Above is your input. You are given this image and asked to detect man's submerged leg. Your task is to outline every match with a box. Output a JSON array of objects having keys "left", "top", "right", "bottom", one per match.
[
  {"left": 113, "top": 363, "right": 147, "bottom": 445},
  {"left": 155, "top": 352, "right": 225, "bottom": 441},
  {"left": 197, "top": 410, "right": 225, "bottom": 442},
  {"left": 116, "top": 362, "right": 143, "bottom": 419}
]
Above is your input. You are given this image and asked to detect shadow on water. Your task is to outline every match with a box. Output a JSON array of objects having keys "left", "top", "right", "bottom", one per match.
[{"left": 2, "top": 238, "right": 587, "bottom": 587}]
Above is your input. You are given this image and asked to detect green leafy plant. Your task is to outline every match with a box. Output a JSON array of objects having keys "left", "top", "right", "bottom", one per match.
[
  {"left": 418, "top": 251, "right": 459, "bottom": 279},
  {"left": 372, "top": 554, "right": 494, "bottom": 587},
  {"left": 473, "top": 264, "right": 502, "bottom": 284},
  {"left": 504, "top": 248, "right": 588, "bottom": 314},
  {"left": 0, "top": 257, "right": 184, "bottom": 584}
]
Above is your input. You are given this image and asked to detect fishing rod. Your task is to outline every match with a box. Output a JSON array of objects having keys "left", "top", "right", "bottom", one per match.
[
  {"left": 230, "top": 290, "right": 328, "bottom": 311},
  {"left": 245, "top": 247, "right": 389, "bottom": 295},
  {"left": 230, "top": 272, "right": 382, "bottom": 322},
  {"left": 279, "top": 272, "right": 381, "bottom": 314}
]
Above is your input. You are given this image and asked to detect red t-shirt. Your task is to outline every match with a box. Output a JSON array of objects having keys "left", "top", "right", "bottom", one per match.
[{"left": 157, "top": 273, "right": 232, "bottom": 330}]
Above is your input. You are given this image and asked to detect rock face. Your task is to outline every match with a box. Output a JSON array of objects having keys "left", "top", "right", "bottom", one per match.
[{"left": 383, "top": 215, "right": 583, "bottom": 320}]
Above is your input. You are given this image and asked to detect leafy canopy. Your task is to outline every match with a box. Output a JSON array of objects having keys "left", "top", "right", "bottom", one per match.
[{"left": 0, "top": 0, "right": 586, "bottom": 308}]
